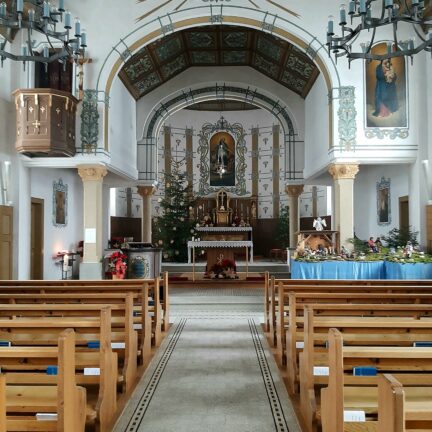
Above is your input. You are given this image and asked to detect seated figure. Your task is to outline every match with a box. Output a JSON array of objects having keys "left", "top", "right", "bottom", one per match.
[{"left": 368, "top": 237, "right": 378, "bottom": 253}]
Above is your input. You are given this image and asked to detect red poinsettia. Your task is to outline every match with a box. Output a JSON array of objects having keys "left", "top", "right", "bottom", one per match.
[{"left": 108, "top": 251, "right": 127, "bottom": 277}]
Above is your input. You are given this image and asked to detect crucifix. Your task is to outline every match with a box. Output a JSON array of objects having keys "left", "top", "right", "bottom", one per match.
[{"left": 76, "top": 57, "right": 93, "bottom": 100}]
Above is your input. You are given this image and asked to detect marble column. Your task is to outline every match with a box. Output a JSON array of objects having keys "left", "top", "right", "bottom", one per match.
[
  {"left": 137, "top": 185, "right": 156, "bottom": 243},
  {"left": 285, "top": 184, "right": 304, "bottom": 249},
  {"left": 328, "top": 163, "right": 359, "bottom": 251},
  {"left": 77, "top": 165, "right": 108, "bottom": 279}
]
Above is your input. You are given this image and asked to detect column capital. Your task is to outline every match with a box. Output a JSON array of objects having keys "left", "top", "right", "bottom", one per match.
[
  {"left": 285, "top": 184, "right": 304, "bottom": 198},
  {"left": 137, "top": 185, "right": 156, "bottom": 197},
  {"left": 328, "top": 163, "right": 359, "bottom": 180},
  {"left": 77, "top": 165, "right": 108, "bottom": 182}
]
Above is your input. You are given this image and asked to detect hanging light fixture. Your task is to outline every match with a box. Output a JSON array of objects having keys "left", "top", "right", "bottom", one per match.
[
  {"left": 326, "top": 0, "right": 432, "bottom": 63},
  {"left": 0, "top": 0, "right": 87, "bottom": 71}
]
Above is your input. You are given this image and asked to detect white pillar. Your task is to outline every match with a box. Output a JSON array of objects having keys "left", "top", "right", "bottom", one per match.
[
  {"left": 328, "top": 163, "right": 359, "bottom": 251},
  {"left": 285, "top": 184, "right": 304, "bottom": 249},
  {"left": 137, "top": 186, "right": 156, "bottom": 243},
  {"left": 78, "top": 165, "right": 108, "bottom": 279}
]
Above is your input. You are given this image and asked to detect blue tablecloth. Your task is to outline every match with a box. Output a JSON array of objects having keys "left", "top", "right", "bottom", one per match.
[
  {"left": 291, "top": 260, "right": 432, "bottom": 279},
  {"left": 384, "top": 261, "right": 432, "bottom": 280},
  {"left": 291, "top": 260, "right": 385, "bottom": 279}
]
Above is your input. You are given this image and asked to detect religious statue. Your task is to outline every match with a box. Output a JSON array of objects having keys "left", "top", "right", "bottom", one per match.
[
  {"left": 313, "top": 216, "right": 327, "bottom": 231},
  {"left": 404, "top": 241, "right": 414, "bottom": 258},
  {"left": 251, "top": 201, "right": 257, "bottom": 219},
  {"left": 217, "top": 137, "right": 228, "bottom": 166}
]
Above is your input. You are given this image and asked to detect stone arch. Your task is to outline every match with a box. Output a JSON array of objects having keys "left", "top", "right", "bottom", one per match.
[
  {"left": 137, "top": 83, "right": 302, "bottom": 183},
  {"left": 95, "top": 6, "right": 340, "bottom": 150}
]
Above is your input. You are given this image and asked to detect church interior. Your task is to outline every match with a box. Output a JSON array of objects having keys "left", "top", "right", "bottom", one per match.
[{"left": 0, "top": 0, "right": 432, "bottom": 431}]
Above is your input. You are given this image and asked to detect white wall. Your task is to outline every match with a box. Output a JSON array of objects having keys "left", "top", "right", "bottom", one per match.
[
  {"left": 30, "top": 168, "right": 83, "bottom": 280},
  {"left": 109, "top": 76, "right": 138, "bottom": 178},
  {"left": 354, "top": 164, "right": 410, "bottom": 242},
  {"left": 304, "top": 74, "right": 330, "bottom": 178}
]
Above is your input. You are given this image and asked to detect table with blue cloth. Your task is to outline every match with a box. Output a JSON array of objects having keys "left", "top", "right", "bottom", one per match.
[
  {"left": 291, "top": 260, "right": 385, "bottom": 279},
  {"left": 291, "top": 260, "right": 432, "bottom": 279},
  {"left": 384, "top": 261, "right": 432, "bottom": 279}
]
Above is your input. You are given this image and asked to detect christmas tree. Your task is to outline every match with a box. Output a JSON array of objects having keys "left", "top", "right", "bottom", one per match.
[
  {"left": 276, "top": 205, "right": 290, "bottom": 249},
  {"left": 154, "top": 161, "right": 196, "bottom": 262}
]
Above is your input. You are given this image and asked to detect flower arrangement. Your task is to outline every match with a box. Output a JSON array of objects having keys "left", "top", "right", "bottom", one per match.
[
  {"left": 107, "top": 251, "right": 127, "bottom": 279},
  {"left": 210, "top": 258, "right": 238, "bottom": 279}
]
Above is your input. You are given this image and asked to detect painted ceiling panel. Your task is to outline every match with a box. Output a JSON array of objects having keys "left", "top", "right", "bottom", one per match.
[{"left": 119, "top": 25, "right": 320, "bottom": 100}]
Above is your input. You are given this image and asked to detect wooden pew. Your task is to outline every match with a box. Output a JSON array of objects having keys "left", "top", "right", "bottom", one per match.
[
  {"left": 300, "top": 312, "right": 432, "bottom": 432},
  {"left": 0, "top": 309, "right": 117, "bottom": 431},
  {"left": 0, "top": 302, "right": 138, "bottom": 393},
  {"left": 0, "top": 291, "right": 152, "bottom": 368},
  {"left": 0, "top": 328, "right": 86, "bottom": 432},
  {"left": 0, "top": 278, "right": 164, "bottom": 347},
  {"left": 0, "top": 274, "right": 170, "bottom": 334},
  {"left": 270, "top": 279, "right": 432, "bottom": 348},
  {"left": 321, "top": 329, "right": 432, "bottom": 432},
  {"left": 281, "top": 292, "right": 432, "bottom": 387}
]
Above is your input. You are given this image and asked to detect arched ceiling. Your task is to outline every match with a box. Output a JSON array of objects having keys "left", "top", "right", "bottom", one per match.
[{"left": 119, "top": 25, "right": 320, "bottom": 100}]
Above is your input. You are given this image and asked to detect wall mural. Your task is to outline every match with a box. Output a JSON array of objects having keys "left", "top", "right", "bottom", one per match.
[
  {"left": 198, "top": 116, "right": 247, "bottom": 196},
  {"left": 377, "top": 177, "right": 391, "bottom": 226},
  {"left": 53, "top": 179, "right": 68, "bottom": 228},
  {"left": 365, "top": 42, "right": 408, "bottom": 139}
]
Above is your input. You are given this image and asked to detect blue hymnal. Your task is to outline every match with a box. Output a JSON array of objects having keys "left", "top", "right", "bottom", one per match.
[
  {"left": 148, "top": 300, "right": 155, "bottom": 307},
  {"left": 0, "top": 341, "right": 11, "bottom": 347},
  {"left": 353, "top": 366, "right": 377, "bottom": 376},
  {"left": 413, "top": 341, "right": 432, "bottom": 347},
  {"left": 46, "top": 366, "right": 58, "bottom": 375},
  {"left": 87, "top": 341, "right": 100, "bottom": 349}
]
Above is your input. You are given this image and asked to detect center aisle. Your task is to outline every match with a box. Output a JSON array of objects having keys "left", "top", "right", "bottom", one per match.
[{"left": 113, "top": 287, "right": 301, "bottom": 432}]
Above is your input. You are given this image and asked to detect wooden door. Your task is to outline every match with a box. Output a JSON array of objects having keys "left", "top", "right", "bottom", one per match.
[
  {"left": 31, "top": 198, "right": 44, "bottom": 280},
  {"left": 399, "top": 196, "right": 409, "bottom": 231},
  {"left": 0, "top": 206, "right": 13, "bottom": 279}
]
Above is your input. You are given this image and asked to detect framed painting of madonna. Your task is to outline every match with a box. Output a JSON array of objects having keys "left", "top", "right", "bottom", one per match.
[
  {"left": 209, "top": 131, "right": 236, "bottom": 187},
  {"left": 197, "top": 116, "right": 247, "bottom": 196},
  {"left": 365, "top": 42, "right": 408, "bottom": 134}
]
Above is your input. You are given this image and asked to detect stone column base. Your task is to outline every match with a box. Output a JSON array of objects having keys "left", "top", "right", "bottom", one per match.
[{"left": 79, "top": 262, "right": 103, "bottom": 280}]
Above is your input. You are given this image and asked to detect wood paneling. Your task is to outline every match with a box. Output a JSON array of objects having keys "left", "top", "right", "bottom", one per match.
[
  {"left": 0, "top": 206, "right": 13, "bottom": 279},
  {"left": 31, "top": 198, "right": 44, "bottom": 280},
  {"left": 110, "top": 217, "right": 141, "bottom": 242},
  {"left": 427, "top": 205, "right": 432, "bottom": 253},
  {"left": 13, "top": 89, "right": 78, "bottom": 158}
]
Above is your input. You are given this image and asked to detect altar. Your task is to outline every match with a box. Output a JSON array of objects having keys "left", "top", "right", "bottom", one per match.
[{"left": 187, "top": 239, "right": 253, "bottom": 281}]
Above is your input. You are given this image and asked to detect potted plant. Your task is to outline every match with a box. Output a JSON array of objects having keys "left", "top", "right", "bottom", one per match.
[
  {"left": 107, "top": 251, "right": 127, "bottom": 279},
  {"left": 210, "top": 258, "right": 238, "bottom": 279}
]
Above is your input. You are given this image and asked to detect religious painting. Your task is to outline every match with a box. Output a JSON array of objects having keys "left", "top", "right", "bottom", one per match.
[
  {"left": 365, "top": 42, "right": 408, "bottom": 132},
  {"left": 377, "top": 177, "right": 391, "bottom": 225},
  {"left": 197, "top": 116, "right": 248, "bottom": 196},
  {"left": 53, "top": 179, "right": 68, "bottom": 227},
  {"left": 209, "top": 131, "right": 236, "bottom": 187}
]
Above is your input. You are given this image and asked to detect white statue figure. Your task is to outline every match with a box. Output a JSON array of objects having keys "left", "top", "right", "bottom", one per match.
[{"left": 313, "top": 216, "right": 327, "bottom": 231}]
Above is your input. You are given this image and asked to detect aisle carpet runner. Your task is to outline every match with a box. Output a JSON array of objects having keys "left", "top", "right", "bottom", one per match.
[{"left": 113, "top": 318, "right": 301, "bottom": 432}]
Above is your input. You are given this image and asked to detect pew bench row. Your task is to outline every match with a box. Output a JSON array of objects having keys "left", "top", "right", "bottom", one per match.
[{"left": 0, "top": 276, "right": 170, "bottom": 432}]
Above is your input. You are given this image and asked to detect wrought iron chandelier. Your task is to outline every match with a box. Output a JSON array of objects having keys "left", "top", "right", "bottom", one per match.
[
  {"left": 326, "top": 0, "right": 432, "bottom": 62},
  {"left": 0, "top": 0, "right": 87, "bottom": 71}
]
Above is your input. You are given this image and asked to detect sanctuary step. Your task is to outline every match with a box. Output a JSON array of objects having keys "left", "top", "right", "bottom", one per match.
[{"left": 162, "top": 262, "right": 289, "bottom": 274}]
